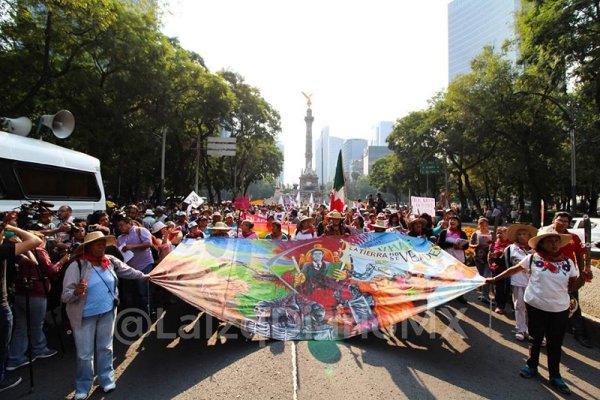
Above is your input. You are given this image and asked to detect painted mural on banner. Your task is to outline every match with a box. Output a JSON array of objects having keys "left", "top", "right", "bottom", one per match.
[{"left": 150, "top": 233, "right": 484, "bottom": 340}]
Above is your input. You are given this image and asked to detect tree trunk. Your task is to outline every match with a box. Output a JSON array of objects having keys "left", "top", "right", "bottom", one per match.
[
  {"left": 455, "top": 171, "right": 468, "bottom": 216},
  {"left": 463, "top": 171, "right": 480, "bottom": 219}
]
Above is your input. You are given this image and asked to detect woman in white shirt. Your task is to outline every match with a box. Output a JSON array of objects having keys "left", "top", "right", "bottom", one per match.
[
  {"left": 487, "top": 232, "right": 587, "bottom": 395},
  {"left": 294, "top": 216, "right": 316, "bottom": 240},
  {"left": 504, "top": 224, "right": 537, "bottom": 342}
]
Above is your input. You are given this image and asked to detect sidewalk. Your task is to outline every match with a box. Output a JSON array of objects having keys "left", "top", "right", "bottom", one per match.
[{"left": 580, "top": 266, "right": 600, "bottom": 345}]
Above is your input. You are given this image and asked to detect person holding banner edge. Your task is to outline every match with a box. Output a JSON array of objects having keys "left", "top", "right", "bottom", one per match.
[
  {"left": 486, "top": 231, "right": 589, "bottom": 395},
  {"left": 62, "top": 231, "right": 150, "bottom": 400}
]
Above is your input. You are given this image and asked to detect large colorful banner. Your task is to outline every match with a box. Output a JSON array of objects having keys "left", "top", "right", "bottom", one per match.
[{"left": 150, "top": 233, "right": 484, "bottom": 340}]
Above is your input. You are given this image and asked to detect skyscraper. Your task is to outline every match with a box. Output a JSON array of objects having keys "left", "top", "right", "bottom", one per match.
[
  {"left": 448, "top": 0, "right": 520, "bottom": 82},
  {"left": 342, "top": 139, "right": 368, "bottom": 174},
  {"left": 371, "top": 121, "right": 394, "bottom": 146},
  {"left": 314, "top": 127, "right": 344, "bottom": 186}
]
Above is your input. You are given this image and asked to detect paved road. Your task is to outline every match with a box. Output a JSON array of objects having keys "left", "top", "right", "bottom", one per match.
[{"left": 6, "top": 292, "right": 600, "bottom": 400}]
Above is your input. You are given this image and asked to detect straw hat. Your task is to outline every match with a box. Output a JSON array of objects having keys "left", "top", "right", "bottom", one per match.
[
  {"left": 327, "top": 210, "right": 344, "bottom": 219},
  {"left": 209, "top": 222, "right": 231, "bottom": 231},
  {"left": 408, "top": 218, "right": 427, "bottom": 229},
  {"left": 74, "top": 231, "right": 117, "bottom": 255},
  {"left": 298, "top": 215, "right": 314, "bottom": 223},
  {"left": 373, "top": 219, "right": 388, "bottom": 230},
  {"left": 528, "top": 232, "right": 572, "bottom": 249},
  {"left": 506, "top": 224, "right": 537, "bottom": 243}
]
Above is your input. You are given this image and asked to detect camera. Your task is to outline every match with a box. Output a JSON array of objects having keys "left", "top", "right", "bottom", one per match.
[{"left": 87, "top": 224, "right": 99, "bottom": 232}]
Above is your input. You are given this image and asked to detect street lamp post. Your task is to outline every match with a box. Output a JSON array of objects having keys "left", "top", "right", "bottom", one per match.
[{"left": 514, "top": 91, "right": 576, "bottom": 213}]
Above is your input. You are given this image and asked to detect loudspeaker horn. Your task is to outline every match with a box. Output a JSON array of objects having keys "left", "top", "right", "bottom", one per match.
[
  {"left": 1, "top": 116, "right": 32, "bottom": 137},
  {"left": 40, "top": 110, "right": 75, "bottom": 139}
]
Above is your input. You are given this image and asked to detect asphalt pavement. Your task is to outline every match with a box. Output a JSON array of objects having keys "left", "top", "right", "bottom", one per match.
[{"left": 4, "top": 291, "right": 600, "bottom": 400}]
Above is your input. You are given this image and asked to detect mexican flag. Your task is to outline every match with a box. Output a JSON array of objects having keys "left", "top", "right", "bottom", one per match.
[{"left": 330, "top": 150, "right": 345, "bottom": 212}]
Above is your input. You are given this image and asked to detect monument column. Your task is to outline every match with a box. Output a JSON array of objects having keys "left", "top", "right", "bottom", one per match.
[
  {"left": 298, "top": 92, "right": 319, "bottom": 204},
  {"left": 304, "top": 107, "right": 314, "bottom": 172}
]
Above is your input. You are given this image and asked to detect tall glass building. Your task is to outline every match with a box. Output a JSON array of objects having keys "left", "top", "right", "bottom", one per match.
[
  {"left": 448, "top": 0, "right": 520, "bottom": 82},
  {"left": 314, "top": 127, "right": 344, "bottom": 186},
  {"left": 342, "top": 139, "right": 368, "bottom": 174}
]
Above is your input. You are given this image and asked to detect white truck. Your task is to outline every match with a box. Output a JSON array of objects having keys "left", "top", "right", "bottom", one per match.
[{"left": 0, "top": 130, "right": 106, "bottom": 219}]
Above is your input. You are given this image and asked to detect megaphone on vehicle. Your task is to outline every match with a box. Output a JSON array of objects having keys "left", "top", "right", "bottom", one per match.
[
  {"left": 39, "top": 110, "right": 75, "bottom": 139},
  {"left": 0, "top": 116, "right": 33, "bottom": 137}
]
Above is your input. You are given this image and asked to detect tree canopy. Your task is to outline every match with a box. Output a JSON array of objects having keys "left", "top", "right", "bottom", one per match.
[{"left": 0, "top": 0, "right": 283, "bottom": 204}]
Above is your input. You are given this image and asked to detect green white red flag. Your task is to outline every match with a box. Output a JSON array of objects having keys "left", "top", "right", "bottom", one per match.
[{"left": 330, "top": 150, "right": 345, "bottom": 212}]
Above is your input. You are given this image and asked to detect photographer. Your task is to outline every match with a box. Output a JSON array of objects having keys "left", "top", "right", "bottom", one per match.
[
  {"left": 53, "top": 222, "right": 85, "bottom": 257},
  {"left": 40, "top": 205, "right": 74, "bottom": 243},
  {"left": 87, "top": 211, "right": 112, "bottom": 236},
  {"left": 0, "top": 221, "right": 42, "bottom": 393},
  {"left": 6, "top": 233, "right": 68, "bottom": 371}
]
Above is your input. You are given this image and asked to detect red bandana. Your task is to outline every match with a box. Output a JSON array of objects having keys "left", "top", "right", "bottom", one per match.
[
  {"left": 535, "top": 250, "right": 565, "bottom": 263},
  {"left": 81, "top": 254, "right": 111, "bottom": 270}
]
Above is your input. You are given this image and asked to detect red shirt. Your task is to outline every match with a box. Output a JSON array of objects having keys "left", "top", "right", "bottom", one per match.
[{"left": 560, "top": 232, "right": 584, "bottom": 264}]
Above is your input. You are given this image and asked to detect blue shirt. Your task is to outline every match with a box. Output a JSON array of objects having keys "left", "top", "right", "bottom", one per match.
[{"left": 83, "top": 266, "right": 115, "bottom": 318}]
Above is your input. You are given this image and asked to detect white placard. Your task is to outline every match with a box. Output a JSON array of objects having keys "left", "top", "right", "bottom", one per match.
[
  {"left": 184, "top": 191, "right": 204, "bottom": 208},
  {"left": 410, "top": 196, "right": 435, "bottom": 217}
]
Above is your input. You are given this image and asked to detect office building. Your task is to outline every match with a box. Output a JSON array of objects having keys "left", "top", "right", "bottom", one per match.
[
  {"left": 448, "top": 0, "right": 520, "bottom": 82},
  {"left": 371, "top": 121, "right": 394, "bottom": 146},
  {"left": 314, "top": 127, "right": 344, "bottom": 186},
  {"left": 342, "top": 139, "right": 368, "bottom": 175},
  {"left": 363, "top": 146, "right": 393, "bottom": 175}
]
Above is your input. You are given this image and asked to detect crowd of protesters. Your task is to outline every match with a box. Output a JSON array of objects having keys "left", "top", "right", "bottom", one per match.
[{"left": 0, "top": 194, "right": 595, "bottom": 396}]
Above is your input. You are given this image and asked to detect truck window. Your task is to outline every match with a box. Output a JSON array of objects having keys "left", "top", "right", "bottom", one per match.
[{"left": 13, "top": 162, "right": 101, "bottom": 200}]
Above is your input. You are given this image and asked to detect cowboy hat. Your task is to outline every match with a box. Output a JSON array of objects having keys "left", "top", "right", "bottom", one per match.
[
  {"left": 209, "top": 222, "right": 231, "bottom": 231},
  {"left": 528, "top": 232, "right": 572, "bottom": 249},
  {"left": 506, "top": 224, "right": 538, "bottom": 243},
  {"left": 74, "top": 231, "right": 117, "bottom": 255},
  {"left": 327, "top": 210, "right": 344, "bottom": 219}
]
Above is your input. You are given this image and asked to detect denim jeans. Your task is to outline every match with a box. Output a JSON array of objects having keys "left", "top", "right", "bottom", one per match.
[
  {"left": 72, "top": 309, "right": 116, "bottom": 395},
  {"left": 8, "top": 295, "right": 50, "bottom": 365},
  {"left": 121, "top": 263, "right": 153, "bottom": 315},
  {"left": 0, "top": 304, "right": 13, "bottom": 384}
]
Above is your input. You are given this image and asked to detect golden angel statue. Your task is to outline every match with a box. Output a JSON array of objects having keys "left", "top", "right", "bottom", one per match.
[{"left": 301, "top": 91, "right": 313, "bottom": 108}]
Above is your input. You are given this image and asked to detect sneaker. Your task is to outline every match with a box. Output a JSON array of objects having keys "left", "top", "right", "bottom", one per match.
[
  {"left": 5, "top": 359, "right": 32, "bottom": 371},
  {"left": 550, "top": 377, "right": 571, "bottom": 395},
  {"left": 34, "top": 348, "right": 58, "bottom": 359},
  {"left": 515, "top": 332, "right": 526, "bottom": 342},
  {"left": 74, "top": 392, "right": 88, "bottom": 400},
  {"left": 103, "top": 382, "right": 116, "bottom": 393},
  {"left": 541, "top": 338, "right": 547, "bottom": 347},
  {"left": 519, "top": 364, "right": 537, "bottom": 378},
  {"left": 494, "top": 307, "right": 504, "bottom": 314},
  {"left": 0, "top": 376, "right": 22, "bottom": 393}
]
